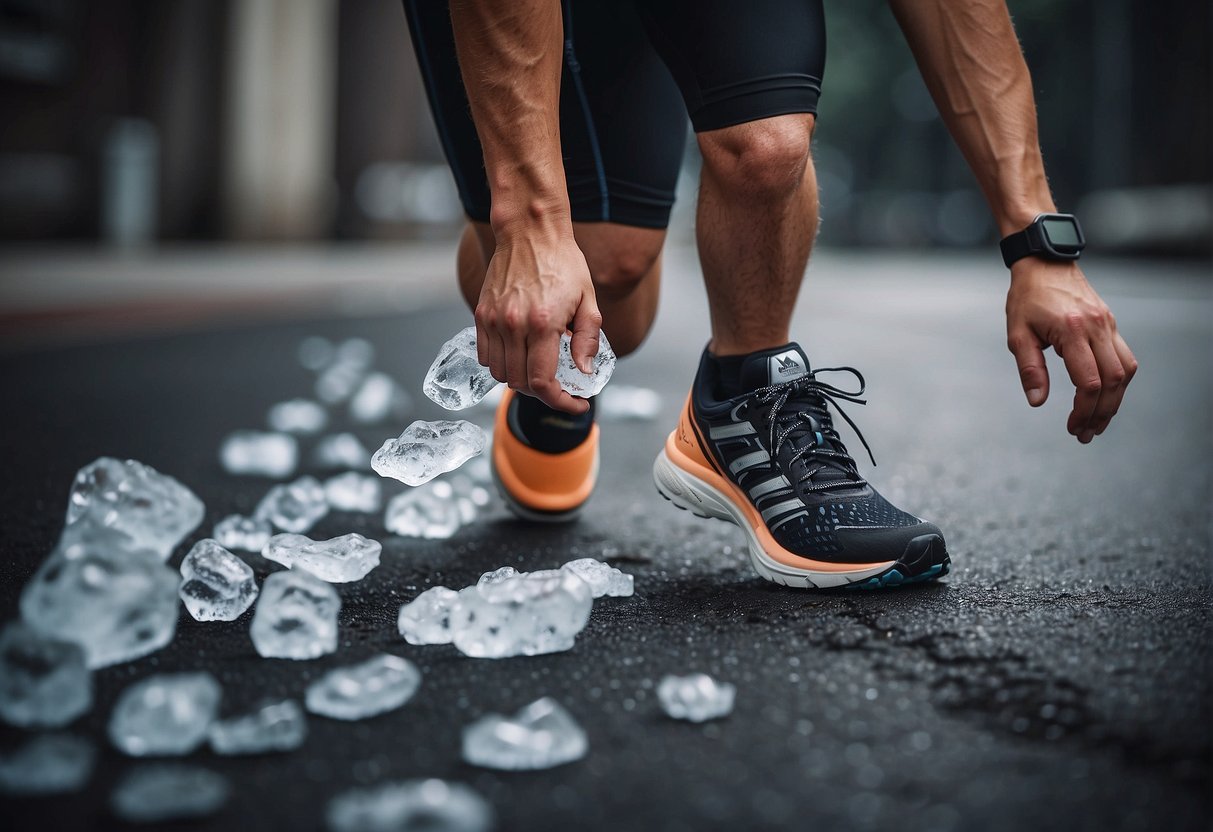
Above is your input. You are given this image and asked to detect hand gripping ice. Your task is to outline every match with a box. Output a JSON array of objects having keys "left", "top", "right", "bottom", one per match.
[{"left": 371, "top": 420, "right": 486, "bottom": 486}]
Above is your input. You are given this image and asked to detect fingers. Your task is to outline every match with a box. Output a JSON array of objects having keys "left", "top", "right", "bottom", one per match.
[
  {"left": 1057, "top": 328, "right": 1102, "bottom": 442},
  {"left": 569, "top": 295, "right": 604, "bottom": 375},
  {"left": 1007, "top": 328, "right": 1050, "bottom": 407},
  {"left": 527, "top": 329, "right": 589, "bottom": 415},
  {"left": 1083, "top": 335, "right": 1129, "bottom": 440}
]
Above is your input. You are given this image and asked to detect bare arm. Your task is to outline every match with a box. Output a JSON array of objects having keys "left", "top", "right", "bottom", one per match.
[
  {"left": 888, "top": 0, "right": 1137, "bottom": 443},
  {"left": 449, "top": 0, "right": 600, "bottom": 414}
]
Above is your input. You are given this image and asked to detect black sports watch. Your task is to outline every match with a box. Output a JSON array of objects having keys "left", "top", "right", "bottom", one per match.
[{"left": 999, "top": 213, "right": 1085, "bottom": 267}]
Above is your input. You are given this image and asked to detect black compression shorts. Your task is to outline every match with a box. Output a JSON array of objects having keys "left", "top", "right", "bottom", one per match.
[{"left": 404, "top": 0, "right": 826, "bottom": 230}]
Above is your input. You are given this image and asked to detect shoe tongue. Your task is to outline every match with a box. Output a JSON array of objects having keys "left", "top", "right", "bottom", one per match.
[{"left": 739, "top": 344, "right": 811, "bottom": 393}]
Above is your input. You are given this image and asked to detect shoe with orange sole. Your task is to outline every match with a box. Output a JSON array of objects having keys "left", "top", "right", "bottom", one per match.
[{"left": 492, "top": 388, "right": 600, "bottom": 523}]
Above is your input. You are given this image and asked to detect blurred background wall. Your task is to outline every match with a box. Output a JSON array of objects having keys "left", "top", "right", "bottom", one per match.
[{"left": 0, "top": 0, "right": 1209, "bottom": 254}]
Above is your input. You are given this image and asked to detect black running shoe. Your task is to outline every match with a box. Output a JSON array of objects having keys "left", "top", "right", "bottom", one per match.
[{"left": 652, "top": 344, "right": 950, "bottom": 589}]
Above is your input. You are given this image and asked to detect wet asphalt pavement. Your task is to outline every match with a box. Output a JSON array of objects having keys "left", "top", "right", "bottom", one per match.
[{"left": 0, "top": 248, "right": 1209, "bottom": 831}]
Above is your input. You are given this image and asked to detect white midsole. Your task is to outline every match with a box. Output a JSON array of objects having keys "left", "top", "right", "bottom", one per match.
[{"left": 652, "top": 447, "right": 891, "bottom": 589}]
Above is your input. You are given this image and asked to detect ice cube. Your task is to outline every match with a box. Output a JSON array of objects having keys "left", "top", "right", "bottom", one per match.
[
  {"left": 448, "top": 473, "right": 492, "bottom": 524},
  {"left": 451, "top": 569, "right": 592, "bottom": 658},
  {"left": 65, "top": 457, "right": 204, "bottom": 561},
  {"left": 560, "top": 557, "right": 634, "bottom": 598},
  {"left": 477, "top": 566, "right": 519, "bottom": 587},
  {"left": 461, "top": 697, "right": 587, "bottom": 770},
  {"left": 554, "top": 330, "right": 616, "bottom": 398},
  {"left": 316, "top": 338, "right": 375, "bottom": 404},
  {"left": 267, "top": 398, "right": 329, "bottom": 435},
  {"left": 397, "top": 587, "right": 460, "bottom": 645},
  {"left": 249, "top": 570, "right": 340, "bottom": 660},
  {"left": 0, "top": 622, "right": 92, "bottom": 728},
  {"left": 208, "top": 699, "right": 307, "bottom": 755},
  {"left": 255, "top": 475, "right": 329, "bottom": 533},
  {"left": 305, "top": 654, "right": 421, "bottom": 721},
  {"left": 384, "top": 480, "right": 463, "bottom": 539},
  {"left": 111, "top": 764, "right": 229, "bottom": 823},
  {"left": 423, "top": 326, "right": 499, "bottom": 411},
  {"left": 262, "top": 532, "right": 382, "bottom": 583},
  {"left": 179, "top": 539, "right": 258, "bottom": 621},
  {"left": 327, "top": 779, "right": 493, "bottom": 832},
  {"left": 20, "top": 525, "right": 180, "bottom": 669},
  {"left": 109, "top": 672, "right": 222, "bottom": 756},
  {"left": 351, "top": 371, "right": 411, "bottom": 424},
  {"left": 212, "top": 513, "right": 272, "bottom": 552},
  {"left": 656, "top": 673, "right": 735, "bottom": 722},
  {"left": 298, "top": 335, "right": 336, "bottom": 371},
  {"left": 597, "top": 384, "right": 661, "bottom": 420},
  {"left": 372, "top": 420, "right": 486, "bottom": 487},
  {"left": 219, "top": 430, "right": 299, "bottom": 478},
  {"left": 312, "top": 432, "right": 372, "bottom": 470},
  {"left": 324, "top": 472, "right": 382, "bottom": 513},
  {"left": 0, "top": 734, "right": 95, "bottom": 796}
]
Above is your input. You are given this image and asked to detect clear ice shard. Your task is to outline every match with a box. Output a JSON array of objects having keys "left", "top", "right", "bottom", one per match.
[
  {"left": 0, "top": 734, "right": 95, "bottom": 796},
  {"left": 397, "top": 587, "right": 460, "bottom": 645},
  {"left": 220, "top": 430, "right": 299, "bottom": 478},
  {"left": 560, "top": 557, "right": 634, "bottom": 598},
  {"left": 423, "top": 326, "right": 499, "bottom": 411},
  {"left": 372, "top": 420, "right": 486, "bottom": 486},
  {"left": 20, "top": 524, "right": 179, "bottom": 669},
  {"left": 477, "top": 566, "right": 518, "bottom": 587},
  {"left": 255, "top": 475, "right": 329, "bottom": 533},
  {"left": 327, "top": 779, "right": 494, "bottom": 832},
  {"left": 451, "top": 569, "right": 592, "bottom": 658},
  {"left": 462, "top": 697, "right": 588, "bottom": 770},
  {"left": 267, "top": 398, "right": 329, "bottom": 435},
  {"left": 324, "top": 472, "right": 382, "bottom": 513},
  {"left": 262, "top": 532, "right": 382, "bottom": 583},
  {"left": 385, "top": 480, "right": 463, "bottom": 539},
  {"left": 212, "top": 513, "right": 272, "bottom": 552},
  {"left": 597, "top": 384, "right": 662, "bottom": 420},
  {"left": 656, "top": 673, "right": 736, "bottom": 722},
  {"left": 316, "top": 338, "right": 375, "bottom": 404},
  {"left": 554, "top": 330, "right": 616, "bottom": 398},
  {"left": 111, "top": 764, "right": 229, "bottom": 823},
  {"left": 351, "top": 371, "right": 411, "bottom": 424},
  {"left": 249, "top": 570, "right": 340, "bottom": 660},
  {"left": 109, "top": 672, "right": 222, "bottom": 756},
  {"left": 179, "top": 539, "right": 258, "bottom": 621},
  {"left": 0, "top": 622, "right": 92, "bottom": 728},
  {"left": 208, "top": 699, "right": 307, "bottom": 755},
  {"left": 305, "top": 654, "right": 421, "bottom": 721},
  {"left": 313, "top": 432, "right": 371, "bottom": 470},
  {"left": 65, "top": 457, "right": 204, "bottom": 560}
]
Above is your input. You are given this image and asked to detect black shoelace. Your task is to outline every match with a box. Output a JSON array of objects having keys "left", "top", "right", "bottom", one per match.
[{"left": 750, "top": 367, "right": 876, "bottom": 493}]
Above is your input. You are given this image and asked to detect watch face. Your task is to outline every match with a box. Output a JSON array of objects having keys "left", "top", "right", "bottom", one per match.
[{"left": 1042, "top": 217, "right": 1081, "bottom": 249}]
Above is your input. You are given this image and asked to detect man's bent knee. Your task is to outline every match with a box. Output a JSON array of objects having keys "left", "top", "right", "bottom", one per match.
[{"left": 698, "top": 113, "right": 816, "bottom": 201}]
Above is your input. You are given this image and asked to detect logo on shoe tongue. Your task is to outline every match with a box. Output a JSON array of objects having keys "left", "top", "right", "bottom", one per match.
[{"left": 768, "top": 350, "right": 807, "bottom": 382}]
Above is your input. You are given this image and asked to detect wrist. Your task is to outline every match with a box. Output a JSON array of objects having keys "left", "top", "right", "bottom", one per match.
[{"left": 489, "top": 192, "right": 573, "bottom": 243}]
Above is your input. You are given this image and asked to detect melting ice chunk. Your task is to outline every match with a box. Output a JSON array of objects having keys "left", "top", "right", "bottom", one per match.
[
  {"left": 249, "top": 570, "right": 340, "bottom": 660},
  {"left": 423, "top": 326, "right": 499, "bottom": 411},
  {"left": 597, "top": 384, "right": 661, "bottom": 420},
  {"left": 324, "top": 472, "right": 382, "bottom": 513},
  {"left": 65, "top": 457, "right": 204, "bottom": 561},
  {"left": 20, "top": 525, "right": 179, "bottom": 669},
  {"left": 384, "top": 480, "right": 463, "bottom": 539},
  {"left": 351, "top": 371, "right": 411, "bottom": 424},
  {"left": 267, "top": 398, "right": 328, "bottom": 435},
  {"left": 111, "top": 765, "right": 229, "bottom": 823},
  {"left": 179, "top": 539, "right": 258, "bottom": 621},
  {"left": 462, "top": 697, "right": 588, "bottom": 770},
  {"left": 451, "top": 569, "right": 592, "bottom": 659},
  {"left": 262, "top": 532, "right": 381, "bottom": 583},
  {"left": 397, "top": 587, "right": 460, "bottom": 645},
  {"left": 477, "top": 566, "right": 519, "bottom": 587},
  {"left": 0, "top": 622, "right": 92, "bottom": 728},
  {"left": 208, "top": 700, "right": 307, "bottom": 756},
  {"left": 316, "top": 338, "right": 375, "bottom": 404},
  {"left": 305, "top": 654, "right": 421, "bottom": 721},
  {"left": 560, "top": 557, "right": 634, "bottom": 598},
  {"left": 255, "top": 476, "right": 329, "bottom": 533},
  {"left": 327, "top": 779, "right": 494, "bottom": 832},
  {"left": 372, "top": 420, "right": 486, "bottom": 487},
  {"left": 109, "top": 672, "right": 222, "bottom": 756},
  {"left": 656, "top": 673, "right": 735, "bottom": 722},
  {"left": 220, "top": 430, "right": 299, "bottom": 478},
  {"left": 298, "top": 336, "right": 335, "bottom": 371},
  {"left": 312, "top": 432, "right": 371, "bottom": 470},
  {"left": 212, "top": 513, "right": 272, "bottom": 552},
  {"left": 0, "top": 734, "right": 95, "bottom": 796},
  {"left": 554, "top": 330, "right": 616, "bottom": 398}
]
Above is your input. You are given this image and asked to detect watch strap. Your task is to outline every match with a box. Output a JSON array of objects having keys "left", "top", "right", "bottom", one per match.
[{"left": 1000, "top": 228, "right": 1034, "bottom": 268}]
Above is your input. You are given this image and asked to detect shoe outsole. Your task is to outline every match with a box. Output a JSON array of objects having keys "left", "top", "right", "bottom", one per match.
[
  {"left": 491, "top": 455, "right": 586, "bottom": 524},
  {"left": 653, "top": 447, "right": 950, "bottom": 590}
]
